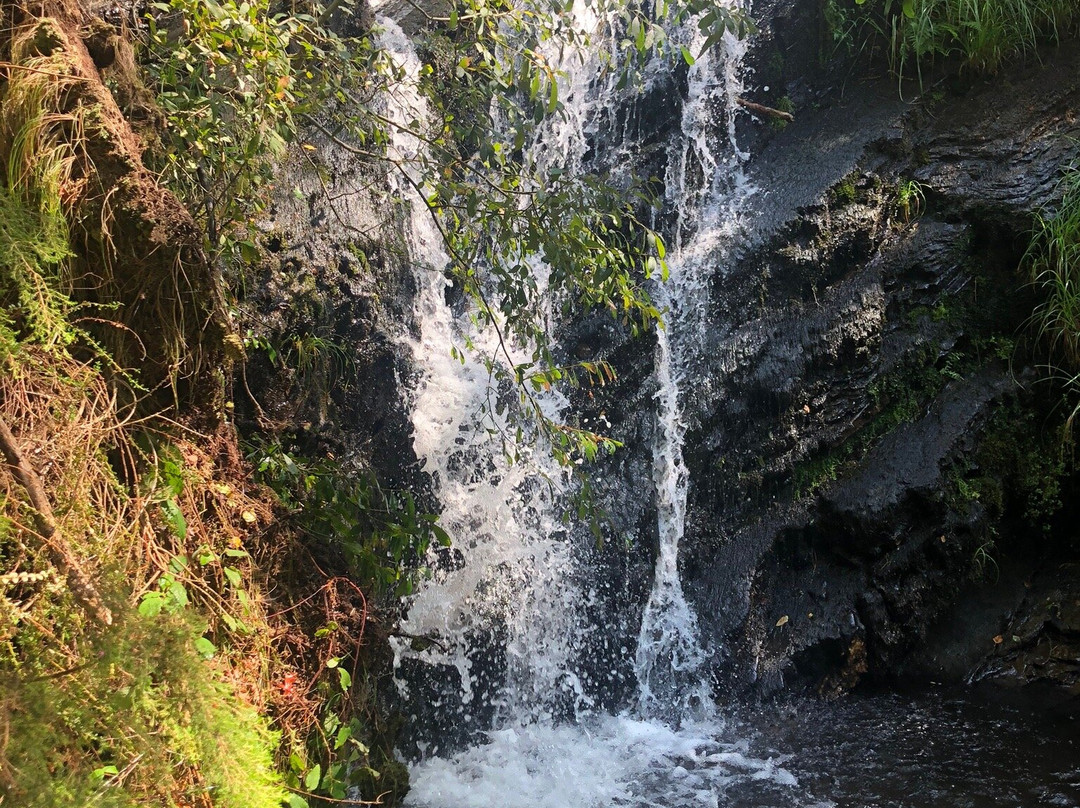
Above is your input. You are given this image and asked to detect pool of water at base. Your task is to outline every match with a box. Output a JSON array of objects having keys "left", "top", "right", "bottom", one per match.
[{"left": 403, "top": 685, "right": 1080, "bottom": 808}]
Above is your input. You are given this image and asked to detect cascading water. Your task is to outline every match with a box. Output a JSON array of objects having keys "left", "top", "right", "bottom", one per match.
[
  {"left": 634, "top": 15, "right": 753, "bottom": 720},
  {"left": 376, "top": 18, "right": 587, "bottom": 736},
  {"left": 374, "top": 4, "right": 817, "bottom": 806}
]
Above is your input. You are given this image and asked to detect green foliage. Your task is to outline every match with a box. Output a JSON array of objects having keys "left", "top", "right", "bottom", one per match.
[
  {"left": 831, "top": 172, "right": 859, "bottom": 205},
  {"left": 144, "top": 0, "right": 298, "bottom": 250},
  {"left": 281, "top": 669, "right": 409, "bottom": 806},
  {"left": 142, "top": 0, "right": 755, "bottom": 467},
  {"left": 769, "top": 95, "right": 795, "bottom": 130},
  {"left": 0, "top": 104, "right": 76, "bottom": 359},
  {"left": 946, "top": 400, "right": 1067, "bottom": 552},
  {"left": 0, "top": 190, "right": 72, "bottom": 354},
  {"left": 1027, "top": 161, "right": 1080, "bottom": 433},
  {"left": 972, "top": 536, "right": 1000, "bottom": 579},
  {"left": 895, "top": 178, "right": 926, "bottom": 222},
  {"left": 402, "top": 3, "right": 703, "bottom": 465},
  {"left": 251, "top": 440, "right": 449, "bottom": 595},
  {"left": 2, "top": 610, "right": 286, "bottom": 808},
  {"left": 829, "top": 0, "right": 1079, "bottom": 81}
]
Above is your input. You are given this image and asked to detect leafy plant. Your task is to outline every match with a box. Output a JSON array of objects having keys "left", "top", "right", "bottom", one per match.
[
  {"left": 251, "top": 440, "right": 449, "bottom": 595},
  {"left": 972, "top": 537, "right": 1000, "bottom": 580},
  {"left": 1027, "top": 161, "right": 1080, "bottom": 433},
  {"left": 896, "top": 178, "right": 926, "bottom": 222},
  {"left": 3, "top": 610, "right": 287, "bottom": 808},
  {"left": 144, "top": 0, "right": 298, "bottom": 251}
]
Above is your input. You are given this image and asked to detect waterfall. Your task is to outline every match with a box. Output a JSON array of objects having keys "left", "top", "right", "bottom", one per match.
[
  {"left": 372, "top": 4, "right": 807, "bottom": 806},
  {"left": 379, "top": 13, "right": 593, "bottom": 734},
  {"left": 635, "top": 8, "right": 754, "bottom": 720}
]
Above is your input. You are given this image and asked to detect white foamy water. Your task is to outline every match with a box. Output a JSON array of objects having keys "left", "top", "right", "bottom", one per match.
[
  {"left": 407, "top": 714, "right": 803, "bottom": 808},
  {"left": 377, "top": 14, "right": 589, "bottom": 726},
  {"left": 371, "top": 3, "right": 807, "bottom": 806},
  {"left": 635, "top": 8, "right": 756, "bottom": 719}
]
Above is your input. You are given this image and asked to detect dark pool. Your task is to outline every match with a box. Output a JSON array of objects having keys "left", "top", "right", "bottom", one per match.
[
  {"left": 405, "top": 685, "right": 1079, "bottom": 807},
  {"left": 725, "top": 685, "right": 1080, "bottom": 808}
]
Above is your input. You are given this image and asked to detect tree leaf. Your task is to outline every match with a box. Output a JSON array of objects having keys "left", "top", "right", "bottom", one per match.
[{"left": 194, "top": 636, "right": 216, "bottom": 659}]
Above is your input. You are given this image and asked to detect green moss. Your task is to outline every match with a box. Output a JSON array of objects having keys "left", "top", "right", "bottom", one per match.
[
  {"left": 947, "top": 401, "right": 1068, "bottom": 533},
  {"left": 346, "top": 240, "right": 373, "bottom": 277},
  {"left": 3, "top": 611, "right": 286, "bottom": 808},
  {"left": 905, "top": 297, "right": 957, "bottom": 329},
  {"left": 831, "top": 173, "right": 859, "bottom": 206},
  {"left": 793, "top": 344, "right": 950, "bottom": 498}
]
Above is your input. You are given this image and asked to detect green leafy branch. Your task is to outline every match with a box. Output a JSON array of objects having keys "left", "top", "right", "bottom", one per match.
[{"left": 142, "top": 0, "right": 755, "bottom": 466}]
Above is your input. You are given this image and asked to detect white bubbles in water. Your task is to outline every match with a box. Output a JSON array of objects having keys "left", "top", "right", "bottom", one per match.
[{"left": 407, "top": 716, "right": 802, "bottom": 808}]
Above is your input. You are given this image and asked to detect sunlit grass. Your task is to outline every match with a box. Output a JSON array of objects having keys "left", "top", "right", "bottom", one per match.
[{"left": 1027, "top": 163, "right": 1080, "bottom": 431}]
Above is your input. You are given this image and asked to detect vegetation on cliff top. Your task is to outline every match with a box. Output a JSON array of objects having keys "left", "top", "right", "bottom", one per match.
[{"left": 826, "top": 0, "right": 1079, "bottom": 81}]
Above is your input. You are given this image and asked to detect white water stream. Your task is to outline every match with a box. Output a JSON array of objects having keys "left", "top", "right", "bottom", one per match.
[
  {"left": 373, "top": 5, "right": 814, "bottom": 806},
  {"left": 634, "top": 12, "right": 754, "bottom": 722},
  {"left": 377, "top": 18, "right": 583, "bottom": 727}
]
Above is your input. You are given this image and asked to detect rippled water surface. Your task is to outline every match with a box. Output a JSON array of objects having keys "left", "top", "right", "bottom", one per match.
[
  {"left": 731, "top": 686, "right": 1080, "bottom": 808},
  {"left": 406, "top": 687, "right": 1080, "bottom": 808}
]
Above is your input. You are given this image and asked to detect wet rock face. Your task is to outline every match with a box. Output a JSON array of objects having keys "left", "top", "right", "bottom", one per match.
[
  {"left": 240, "top": 4, "right": 1080, "bottom": 707},
  {"left": 235, "top": 130, "right": 424, "bottom": 493},
  {"left": 368, "top": 0, "right": 449, "bottom": 35},
  {"left": 619, "top": 11, "right": 1080, "bottom": 697}
]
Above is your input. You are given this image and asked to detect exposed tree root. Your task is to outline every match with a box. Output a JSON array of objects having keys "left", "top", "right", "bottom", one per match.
[{"left": 0, "top": 413, "right": 113, "bottom": 624}]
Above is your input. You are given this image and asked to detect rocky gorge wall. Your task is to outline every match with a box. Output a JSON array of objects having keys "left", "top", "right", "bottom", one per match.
[
  {"left": 242, "top": 0, "right": 1080, "bottom": 711},
  {"left": 631, "top": 0, "right": 1080, "bottom": 698}
]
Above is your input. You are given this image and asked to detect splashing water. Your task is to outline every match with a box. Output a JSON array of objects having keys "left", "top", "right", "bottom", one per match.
[
  {"left": 373, "top": 4, "right": 812, "bottom": 806},
  {"left": 376, "top": 17, "right": 585, "bottom": 734},
  {"left": 634, "top": 8, "right": 755, "bottom": 721}
]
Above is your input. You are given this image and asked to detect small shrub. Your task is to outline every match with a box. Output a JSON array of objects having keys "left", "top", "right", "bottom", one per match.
[
  {"left": 895, "top": 178, "right": 926, "bottom": 222},
  {"left": 250, "top": 440, "right": 450, "bottom": 596}
]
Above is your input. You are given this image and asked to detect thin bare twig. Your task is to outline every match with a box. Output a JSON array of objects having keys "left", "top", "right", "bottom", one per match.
[{"left": 0, "top": 415, "right": 113, "bottom": 625}]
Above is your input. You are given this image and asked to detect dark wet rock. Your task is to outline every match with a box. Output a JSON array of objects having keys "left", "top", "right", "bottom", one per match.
[
  {"left": 235, "top": 128, "right": 424, "bottom": 493},
  {"left": 372, "top": 0, "right": 449, "bottom": 35},
  {"left": 969, "top": 562, "right": 1080, "bottom": 694},
  {"left": 678, "top": 36, "right": 1080, "bottom": 697},
  {"left": 584, "top": 17, "right": 1080, "bottom": 700}
]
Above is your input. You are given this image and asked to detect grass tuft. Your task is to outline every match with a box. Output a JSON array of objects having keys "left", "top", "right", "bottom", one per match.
[
  {"left": 829, "top": 0, "right": 1080, "bottom": 80},
  {"left": 1027, "top": 162, "right": 1080, "bottom": 432}
]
